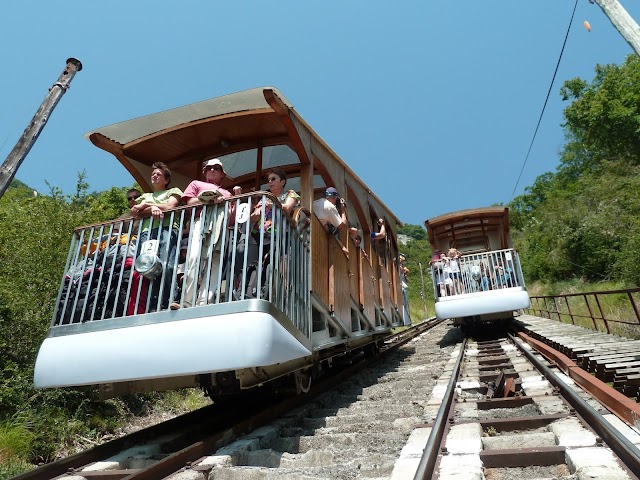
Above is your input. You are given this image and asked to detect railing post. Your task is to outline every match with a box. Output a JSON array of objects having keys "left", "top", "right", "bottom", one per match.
[
  {"left": 534, "top": 297, "right": 542, "bottom": 317},
  {"left": 551, "top": 297, "right": 559, "bottom": 322},
  {"left": 629, "top": 292, "right": 640, "bottom": 327},
  {"left": 593, "top": 293, "right": 610, "bottom": 334},
  {"left": 583, "top": 294, "right": 599, "bottom": 331},
  {"left": 542, "top": 297, "right": 550, "bottom": 319},
  {"left": 564, "top": 295, "right": 576, "bottom": 325}
]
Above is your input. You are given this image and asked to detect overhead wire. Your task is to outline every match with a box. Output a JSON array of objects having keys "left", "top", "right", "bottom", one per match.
[{"left": 511, "top": 0, "right": 580, "bottom": 199}]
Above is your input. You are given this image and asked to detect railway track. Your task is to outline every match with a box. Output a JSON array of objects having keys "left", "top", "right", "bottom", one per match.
[
  {"left": 415, "top": 325, "right": 640, "bottom": 479},
  {"left": 15, "top": 314, "right": 640, "bottom": 479},
  {"left": 13, "top": 318, "right": 449, "bottom": 480}
]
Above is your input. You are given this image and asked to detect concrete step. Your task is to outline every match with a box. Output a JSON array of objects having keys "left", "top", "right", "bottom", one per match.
[{"left": 269, "top": 432, "right": 408, "bottom": 454}]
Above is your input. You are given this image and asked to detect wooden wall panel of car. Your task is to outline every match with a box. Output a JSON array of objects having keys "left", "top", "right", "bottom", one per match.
[
  {"left": 311, "top": 216, "right": 329, "bottom": 306},
  {"left": 330, "top": 239, "right": 351, "bottom": 333},
  {"left": 361, "top": 256, "right": 376, "bottom": 325},
  {"left": 349, "top": 246, "right": 360, "bottom": 305},
  {"left": 380, "top": 266, "right": 392, "bottom": 314},
  {"left": 392, "top": 257, "right": 401, "bottom": 307}
]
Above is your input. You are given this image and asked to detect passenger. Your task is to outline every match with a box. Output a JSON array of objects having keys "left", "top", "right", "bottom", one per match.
[
  {"left": 350, "top": 232, "right": 370, "bottom": 260},
  {"left": 431, "top": 252, "right": 446, "bottom": 297},
  {"left": 447, "top": 248, "right": 463, "bottom": 294},
  {"left": 177, "top": 158, "right": 234, "bottom": 309},
  {"left": 444, "top": 276, "right": 455, "bottom": 296},
  {"left": 480, "top": 262, "right": 491, "bottom": 291},
  {"left": 399, "top": 253, "right": 410, "bottom": 279},
  {"left": 126, "top": 188, "right": 141, "bottom": 206},
  {"left": 131, "top": 162, "right": 182, "bottom": 311},
  {"left": 115, "top": 188, "right": 142, "bottom": 232},
  {"left": 175, "top": 238, "right": 188, "bottom": 303},
  {"left": 441, "top": 253, "right": 452, "bottom": 295},
  {"left": 399, "top": 253, "right": 411, "bottom": 326},
  {"left": 263, "top": 168, "right": 300, "bottom": 214},
  {"left": 239, "top": 169, "right": 300, "bottom": 298},
  {"left": 312, "top": 187, "right": 358, "bottom": 236},
  {"left": 371, "top": 218, "right": 387, "bottom": 241},
  {"left": 494, "top": 258, "right": 513, "bottom": 288}
]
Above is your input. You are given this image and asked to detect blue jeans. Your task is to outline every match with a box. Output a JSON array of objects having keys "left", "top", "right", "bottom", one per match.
[{"left": 496, "top": 273, "right": 512, "bottom": 287}]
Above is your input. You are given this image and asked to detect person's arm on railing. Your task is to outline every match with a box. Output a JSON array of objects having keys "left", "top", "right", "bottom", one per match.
[{"left": 132, "top": 195, "right": 180, "bottom": 220}]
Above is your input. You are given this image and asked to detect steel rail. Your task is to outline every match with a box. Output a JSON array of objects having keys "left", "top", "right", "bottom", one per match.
[
  {"left": 509, "top": 332, "right": 640, "bottom": 477},
  {"left": 8, "top": 402, "right": 229, "bottom": 480},
  {"left": 13, "top": 318, "right": 443, "bottom": 480},
  {"left": 413, "top": 337, "right": 467, "bottom": 480}
]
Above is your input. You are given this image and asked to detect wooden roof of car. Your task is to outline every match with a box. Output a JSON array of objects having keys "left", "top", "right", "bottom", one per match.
[
  {"left": 424, "top": 207, "right": 511, "bottom": 252},
  {"left": 85, "top": 86, "right": 400, "bottom": 225}
]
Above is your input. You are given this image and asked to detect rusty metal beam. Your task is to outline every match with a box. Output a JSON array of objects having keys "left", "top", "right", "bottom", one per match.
[{"left": 517, "top": 331, "right": 640, "bottom": 428}]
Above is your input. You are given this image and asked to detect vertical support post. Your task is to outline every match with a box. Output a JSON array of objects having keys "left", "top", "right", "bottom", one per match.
[
  {"left": 593, "top": 293, "right": 610, "bottom": 334},
  {"left": 628, "top": 291, "right": 640, "bottom": 326},
  {"left": 594, "top": 0, "right": 640, "bottom": 56},
  {"left": 419, "top": 262, "right": 427, "bottom": 318},
  {"left": 551, "top": 297, "right": 559, "bottom": 321},
  {"left": 254, "top": 143, "right": 263, "bottom": 192},
  {"left": 565, "top": 295, "right": 576, "bottom": 325},
  {"left": 0, "top": 58, "right": 82, "bottom": 198},
  {"left": 583, "top": 294, "right": 599, "bottom": 331}
]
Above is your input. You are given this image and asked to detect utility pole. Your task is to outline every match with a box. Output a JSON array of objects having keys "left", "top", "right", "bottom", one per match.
[
  {"left": 0, "top": 58, "right": 82, "bottom": 199},
  {"left": 419, "top": 262, "right": 428, "bottom": 318},
  {"left": 593, "top": 0, "right": 640, "bottom": 56}
]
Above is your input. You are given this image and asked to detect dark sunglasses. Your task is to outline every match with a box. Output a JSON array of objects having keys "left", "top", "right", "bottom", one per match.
[
  {"left": 205, "top": 165, "right": 223, "bottom": 172},
  {"left": 127, "top": 196, "right": 140, "bottom": 201}
]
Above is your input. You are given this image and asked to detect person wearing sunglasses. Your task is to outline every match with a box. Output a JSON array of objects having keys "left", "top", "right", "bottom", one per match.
[
  {"left": 250, "top": 168, "right": 299, "bottom": 225},
  {"left": 116, "top": 188, "right": 142, "bottom": 223},
  {"left": 126, "top": 188, "right": 141, "bottom": 206},
  {"left": 236, "top": 169, "right": 300, "bottom": 299},
  {"left": 177, "top": 158, "right": 238, "bottom": 309}
]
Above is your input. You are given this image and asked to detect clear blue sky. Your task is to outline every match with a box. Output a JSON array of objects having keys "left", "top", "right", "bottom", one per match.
[{"left": 1, "top": 1, "right": 638, "bottom": 226}]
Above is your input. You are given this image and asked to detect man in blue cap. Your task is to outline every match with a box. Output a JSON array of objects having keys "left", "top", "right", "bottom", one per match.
[{"left": 313, "top": 186, "right": 358, "bottom": 236}]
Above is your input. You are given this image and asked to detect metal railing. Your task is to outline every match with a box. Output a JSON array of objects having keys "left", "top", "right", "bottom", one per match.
[
  {"left": 526, "top": 288, "right": 640, "bottom": 336},
  {"left": 431, "top": 248, "right": 526, "bottom": 299},
  {"left": 51, "top": 193, "right": 312, "bottom": 339}
]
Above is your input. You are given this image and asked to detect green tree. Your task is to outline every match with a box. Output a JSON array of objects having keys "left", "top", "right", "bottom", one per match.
[
  {"left": 510, "top": 54, "right": 640, "bottom": 287},
  {"left": 560, "top": 55, "right": 640, "bottom": 167},
  {"left": 397, "top": 223, "right": 427, "bottom": 241},
  {"left": 0, "top": 174, "right": 139, "bottom": 467}
]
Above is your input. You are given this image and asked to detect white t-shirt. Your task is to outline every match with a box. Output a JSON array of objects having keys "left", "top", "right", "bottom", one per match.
[
  {"left": 449, "top": 258, "right": 460, "bottom": 274},
  {"left": 313, "top": 198, "right": 342, "bottom": 229}
]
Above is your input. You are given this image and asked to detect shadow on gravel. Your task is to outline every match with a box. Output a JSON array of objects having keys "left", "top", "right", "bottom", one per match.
[{"left": 437, "top": 325, "right": 464, "bottom": 348}]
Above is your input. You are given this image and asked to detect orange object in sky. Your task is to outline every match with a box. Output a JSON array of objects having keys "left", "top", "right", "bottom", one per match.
[{"left": 584, "top": 20, "right": 591, "bottom": 32}]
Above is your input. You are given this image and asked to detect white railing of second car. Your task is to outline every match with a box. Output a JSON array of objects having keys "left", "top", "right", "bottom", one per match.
[
  {"left": 51, "top": 193, "right": 311, "bottom": 339},
  {"left": 430, "top": 249, "right": 525, "bottom": 300}
]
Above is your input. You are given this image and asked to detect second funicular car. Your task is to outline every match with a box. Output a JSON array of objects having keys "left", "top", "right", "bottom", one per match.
[{"left": 425, "top": 206, "right": 530, "bottom": 326}]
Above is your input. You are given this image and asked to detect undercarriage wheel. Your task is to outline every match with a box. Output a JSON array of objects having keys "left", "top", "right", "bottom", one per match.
[
  {"left": 364, "top": 340, "right": 380, "bottom": 357},
  {"left": 294, "top": 369, "right": 312, "bottom": 395}
]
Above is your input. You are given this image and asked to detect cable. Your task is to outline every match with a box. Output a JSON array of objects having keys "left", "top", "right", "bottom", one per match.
[{"left": 511, "top": 0, "right": 580, "bottom": 199}]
